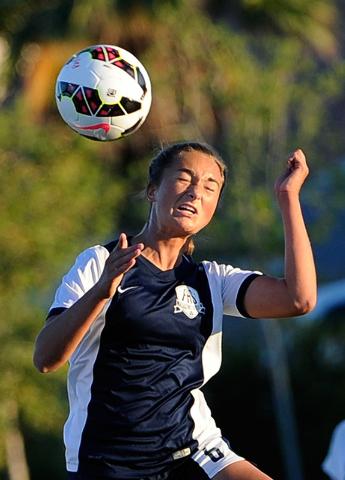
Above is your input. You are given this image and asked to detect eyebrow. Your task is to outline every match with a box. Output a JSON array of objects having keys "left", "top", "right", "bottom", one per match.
[{"left": 177, "top": 168, "right": 221, "bottom": 187}]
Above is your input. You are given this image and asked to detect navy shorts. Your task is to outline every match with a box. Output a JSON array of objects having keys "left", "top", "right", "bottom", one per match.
[{"left": 67, "top": 436, "right": 245, "bottom": 480}]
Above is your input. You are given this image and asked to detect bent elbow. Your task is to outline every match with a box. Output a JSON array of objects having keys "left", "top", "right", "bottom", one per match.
[
  {"left": 33, "top": 351, "right": 59, "bottom": 373},
  {"left": 35, "top": 364, "right": 51, "bottom": 374},
  {"left": 34, "top": 361, "right": 59, "bottom": 374},
  {"left": 293, "top": 294, "right": 317, "bottom": 316},
  {"left": 33, "top": 355, "right": 49, "bottom": 373}
]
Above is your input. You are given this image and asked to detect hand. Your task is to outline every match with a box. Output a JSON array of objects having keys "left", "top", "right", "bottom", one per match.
[
  {"left": 274, "top": 149, "right": 309, "bottom": 198},
  {"left": 97, "top": 233, "right": 144, "bottom": 299}
]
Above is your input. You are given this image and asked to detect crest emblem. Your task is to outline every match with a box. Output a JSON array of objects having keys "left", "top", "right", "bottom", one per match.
[{"left": 174, "top": 285, "right": 205, "bottom": 319}]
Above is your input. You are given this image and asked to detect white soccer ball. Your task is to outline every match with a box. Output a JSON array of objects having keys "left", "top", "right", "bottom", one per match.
[{"left": 55, "top": 45, "right": 152, "bottom": 141}]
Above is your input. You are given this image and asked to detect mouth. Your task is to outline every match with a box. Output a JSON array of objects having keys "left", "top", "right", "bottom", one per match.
[{"left": 177, "top": 203, "right": 197, "bottom": 215}]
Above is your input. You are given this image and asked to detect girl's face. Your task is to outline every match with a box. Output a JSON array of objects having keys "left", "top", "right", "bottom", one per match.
[{"left": 147, "top": 151, "right": 224, "bottom": 238}]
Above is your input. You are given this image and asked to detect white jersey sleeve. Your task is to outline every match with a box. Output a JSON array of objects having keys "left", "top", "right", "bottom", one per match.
[
  {"left": 49, "top": 245, "right": 109, "bottom": 313},
  {"left": 202, "top": 260, "right": 263, "bottom": 318}
]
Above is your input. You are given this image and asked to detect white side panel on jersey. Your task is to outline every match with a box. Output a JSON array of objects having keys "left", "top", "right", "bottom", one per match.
[
  {"left": 200, "top": 260, "right": 257, "bottom": 385},
  {"left": 64, "top": 304, "right": 111, "bottom": 471},
  {"left": 190, "top": 388, "right": 221, "bottom": 446},
  {"left": 50, "top": 245, "right": 111, "bottom": 472},
  {"left": 190, "top": 261, "right": 262, "bottom": 449}
]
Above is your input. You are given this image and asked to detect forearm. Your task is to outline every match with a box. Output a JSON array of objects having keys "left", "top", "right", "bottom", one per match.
[
  {"left": 243, "top": 149, "right": 317, "bottom": 319},
  {"left": 278, "top": 191, "right": 317, "bottom": 314},
  {"left": 244, "top": 195, "right": 316, "bottom": 319},
  {"left": 33, "top": 284, "right": 109, "bottom": 373}
]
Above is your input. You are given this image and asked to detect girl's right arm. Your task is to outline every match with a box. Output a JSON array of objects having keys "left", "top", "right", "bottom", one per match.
[{"left": 33, "top": 234, "right": 143, "bottom": 373}]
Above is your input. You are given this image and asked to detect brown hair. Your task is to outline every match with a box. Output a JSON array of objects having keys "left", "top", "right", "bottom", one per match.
[{"left": 147, "top": 142, "right": 227, "bottom": 255}]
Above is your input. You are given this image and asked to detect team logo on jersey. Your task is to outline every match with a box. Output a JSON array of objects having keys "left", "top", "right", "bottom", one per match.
[{"left": 174, "top": 285, "right": 205, "bottom": 319}]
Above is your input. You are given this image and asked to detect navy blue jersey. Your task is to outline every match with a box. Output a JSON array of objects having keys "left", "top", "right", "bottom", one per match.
[{"left": 48, "top": 242, "right": 261, "bottom": 478}]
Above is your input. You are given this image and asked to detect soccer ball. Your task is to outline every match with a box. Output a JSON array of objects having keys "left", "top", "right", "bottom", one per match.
[{"left": 55, "top": 45, "right": 152, "bottom": 141}]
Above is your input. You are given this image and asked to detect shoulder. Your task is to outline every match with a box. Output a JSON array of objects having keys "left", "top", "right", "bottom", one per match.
[
  {"left": 61, "top": 244, "right": 111, "bottom": 285},
  {"left": 48, "top": 244, "right": 111, "bottom": 315},
  {"left": 201, "top": 259, "right": 262, "bottom": 280},
  {"left": 74, "top": 244, "right": 110, "bottom": 270},
  {"left": 200, "top": 260, "right": 263, "bottom": 318}
]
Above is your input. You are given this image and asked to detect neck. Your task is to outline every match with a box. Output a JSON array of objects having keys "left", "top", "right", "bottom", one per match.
[{"left": 133, "top": 227, "right": 190, "bottom": 271}]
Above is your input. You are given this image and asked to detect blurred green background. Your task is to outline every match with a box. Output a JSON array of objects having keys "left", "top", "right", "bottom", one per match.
[{"left": 0, "top": 0, "right": 345, "bottom": 479}]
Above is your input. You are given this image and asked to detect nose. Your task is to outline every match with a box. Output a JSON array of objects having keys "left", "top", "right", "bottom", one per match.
[{"left": 187, "top": 184, "right": 202, "bottom": 200}]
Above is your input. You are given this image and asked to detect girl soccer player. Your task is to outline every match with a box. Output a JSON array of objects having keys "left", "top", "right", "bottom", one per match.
[{"left": 34, "top": 142, "right": 316, "bottom": 480}]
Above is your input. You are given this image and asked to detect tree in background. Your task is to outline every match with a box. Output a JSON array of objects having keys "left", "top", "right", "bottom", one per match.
[{"left": 0, "top": 112, "right": 130, "bottom": 479}]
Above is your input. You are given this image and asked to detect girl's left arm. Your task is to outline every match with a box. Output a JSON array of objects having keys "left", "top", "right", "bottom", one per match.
[{"left": 243, "top": 149, "right": 317, "bottom": 319}]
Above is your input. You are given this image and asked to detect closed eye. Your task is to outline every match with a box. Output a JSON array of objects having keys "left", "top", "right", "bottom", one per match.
[
  {"left": 176, "top": 175, "right": 192, "bottom": 186},
  {"left": 178, "top": 176, "right": 191, "bottom": 182},
  {"left": 204, "top": 181, "right": 218, "bottom": 193},
  {"left": 177, "top": 172, "right": 192, "bottom": 182}
]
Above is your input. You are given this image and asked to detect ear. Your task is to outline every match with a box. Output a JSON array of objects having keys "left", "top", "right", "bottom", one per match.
[{"left": 146, "top": 183, "right": 156, "bottom": 203}]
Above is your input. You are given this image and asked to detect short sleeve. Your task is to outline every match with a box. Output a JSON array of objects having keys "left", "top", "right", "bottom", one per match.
[
  {"left": 47, "top": 245, "right": 109, "bottom": 317},
  {"left": 202, "top": 260, "right": 263, "bottom": 318}
]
